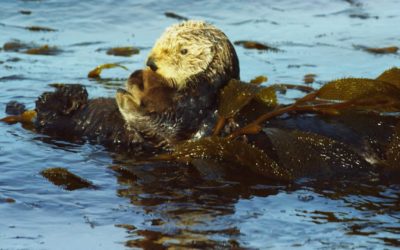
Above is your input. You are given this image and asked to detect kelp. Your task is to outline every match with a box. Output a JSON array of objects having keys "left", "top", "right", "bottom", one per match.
[
  {"left": 41, "top": 167, "right": 95, "bottom": 191},
  {"left": 213, "top": 79, "right": 260, "bottom": 135},
  {"left": 234, "top": 40, "right": 280, "bottom": 52},
  {"left": 164, "top": 12, "right": 188, "bottom": 21},
  {"left": 316, "top": 78, "right": 400, "bottom": 101},
  {"left": 25, "top": 45, "right": 61, "bottom": 55},
  {"left": 354, "top": 45, "right": 399, "bottom": 54},
  {"left": 0, "top": 197, "right": 16, "bottom": 203},
  {"left": 376, "top": 67, "right": 400, "bottom": 88},
  {"left": 250, "top": 75, "right": 268, "bottom": 85},
  {"left": 264, "top": 128, "right": 372, "bottom": 179},
  {"left": 255, "top": 86, "right": 277, "bottom": 107},
  {"left": 169, "top": 136, "right": 290, "bottom": 181},
  {"left": 3, "top": 40, "right": 31, "bottom": 52},
  {"left": 20, "top": 10, "right": 32, "bottom": 15},
  {"left": 304, "top": 74, "right": 316, "bottom": 84},
  {"left": 228, "top": 75, "right": 400, "bottom": 139},
  {"left": 386, "top": 123, "right": 400, "bottom": 167},
  {"left": 164, "top": 67, "right": 400, "bottom": 180},
  {"left": 3, "top": 40, "right": 61, "bottom": 55},
  {"left": 88, "top": 63, "right": 129, "bottom": 78},
  {"left": 26, "top": 26, "right": 57, "bottom": 32},
  {"left": 315, "top": 78, "right": 400, "bottom": 112},
  {"left": 217, "top": 79, "right": 259, "bottom": 119},
  {"left": 106, "top": 47, "right": 139, "bottom": 57},
  {"left": 0, "top": 110, "right": 36, "bottom": 124}
]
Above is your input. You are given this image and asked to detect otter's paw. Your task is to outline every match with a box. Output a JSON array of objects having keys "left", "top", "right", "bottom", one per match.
[{"left": 36, "top": 84, "right": 88, "bottom": 116}]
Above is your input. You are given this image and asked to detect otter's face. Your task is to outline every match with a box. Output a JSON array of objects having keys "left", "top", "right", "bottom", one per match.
[{"left": 146, "top": 21, "right": 240, "bottom": 89}]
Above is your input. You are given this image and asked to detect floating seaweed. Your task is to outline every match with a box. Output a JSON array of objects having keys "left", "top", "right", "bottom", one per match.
[
  {"left": 304, "top": 74, "right": 317, "bottom": 84},
  {"left": 26, "top": 26, "right": 57, "bottom": 32},
  {"left": 0, "top": 110, "right": 36, "bottom": 124},
  {"left": 386, "top": 123, "right": 400, "bottom": 167},
  {"left": 255, "top": 86, "right": 277, "bottom": 107},
  {"left": 0, "top": 197, "right": 16, "bottom": 203},
  {"left": 24, "top": 45, "right": 61, "bottom": 55},
  {"left": 213, "top": 79, "right": 259, "bottom": 135},
  {"left": 228, "top": 73, "right": 400, "bottom": 140},
  {"left": 376, "top": 67, "right": 400, "bottom": 88},
  {"left": 19, "top": 10, "right": 32, "bottom": 15},
  {"left": 88, "top": 63, "right": 129, "bottom": 78},
  {"left": 264, "top": 128, "right": 372, "bottom": 179},
  {"left": 41, "top": 167, "right": 95, "bottom": 191},
  {"left": 234, "top": 40, "right": 281, "bottom": 52},
  {"left": 218, "top": 79, "right": 259, "bottom": 119},
  {"left": 315, "top": 78, "right": 400, "bottom": 111},
  {"left": 164, "top": 12, "right": 189, "bottom": 21},
  {"left": 170, "top": 136, "right": 290, "bottom": 181},
  {"left": 354, "top": 45, "right": 399, "bottom": 54},
  {"left": 3, "top": 40, "right": 31, "bottom": 52},
  {"left": 3, "top": 40, "right": 61, "bottom": 55},
  {"left": 250, "top": 75, "right": 268, "bottom": 85},
  {"left": 106, "top": 46, "right": 140, "bottom": 57}
]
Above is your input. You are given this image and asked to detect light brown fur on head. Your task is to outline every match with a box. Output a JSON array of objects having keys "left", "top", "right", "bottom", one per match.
[{"left": 147, "top": 20, "right": 239, "bottom": 89}]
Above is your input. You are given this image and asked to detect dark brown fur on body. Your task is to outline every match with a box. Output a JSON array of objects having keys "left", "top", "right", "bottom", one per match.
[
  {"left": 33, "top": 68, "right": 225, "bottom": 151},
  {"left": 34, "top": 84, "right": 155, "bottom": 151},
  {"left": 117, "top": 69, "right": 225, "bottom": 143}
]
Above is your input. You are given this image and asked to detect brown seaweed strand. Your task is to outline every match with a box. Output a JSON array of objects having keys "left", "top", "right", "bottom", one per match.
[{"left": 227, "top": 96, "right": 392, "bottom": 140}]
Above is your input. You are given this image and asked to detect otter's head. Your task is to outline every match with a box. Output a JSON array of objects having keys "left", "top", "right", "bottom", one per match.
[
  {"left": 117, "top": 21, "right": 240, "bottom": 145},
  {"left": 146, "top": 20, "right": 239, "bottom": 89}
]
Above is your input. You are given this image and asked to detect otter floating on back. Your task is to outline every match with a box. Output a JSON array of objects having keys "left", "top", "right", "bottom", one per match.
[
  {"left": 2, "top": 20, "right": 399, "bottom": 180},
  {"left": 4, "top": 20, "right": 240, "bottom": 152}
]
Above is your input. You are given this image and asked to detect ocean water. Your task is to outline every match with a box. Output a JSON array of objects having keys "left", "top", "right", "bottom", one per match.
[{"left": 1, "top": 0, "right": 400, "bottom": 249}]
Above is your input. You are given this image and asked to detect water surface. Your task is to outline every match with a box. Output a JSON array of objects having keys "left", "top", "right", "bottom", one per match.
[{"left": 1, "top": 0, "right": 400, "bottom": 249}]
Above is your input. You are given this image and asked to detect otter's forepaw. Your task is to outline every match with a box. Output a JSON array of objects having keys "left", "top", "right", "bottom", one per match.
[{"left": 36, "top": 84, "right": 88, "bottom": 116}]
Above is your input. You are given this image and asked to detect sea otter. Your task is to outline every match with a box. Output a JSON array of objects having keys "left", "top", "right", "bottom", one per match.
[
  {"left": 4, "top": 20, "right": 239, "bottom": 152},
  {"left": 116, "top": 21, "right": 239, "bottom": 144}
]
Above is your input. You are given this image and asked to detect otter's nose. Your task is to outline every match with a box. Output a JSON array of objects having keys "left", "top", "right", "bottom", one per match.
[{"left": 146, "top": 57, "right": 158, "bottom": 72}]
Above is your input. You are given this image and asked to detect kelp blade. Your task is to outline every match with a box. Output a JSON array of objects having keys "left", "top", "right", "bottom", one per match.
[
  {"left": 316, "top": 78, "right": 400, "bottom": 111},
  {"left": 172, "top": 136, "right": 292, "bottom": 181},
  {"left": 376, "top": 67, "right": 400, "bottom": 88},
  {"left": 218, "top": 79, "right": 259, "bottom": 118},
  {"left": 41, "top": 167, "right": 95, "bottom": 191},
  {"left": 88, "top": 63, "right": 129, "bottom": 78},
  {"left": 263, "top": 128, "right": 373, "bottom": 179},
  {"left": 106, "top": 47, "right": 139, "bottom": 57},
  {"left": 0, "top": 110, "right": 37, "bottom": 124}
]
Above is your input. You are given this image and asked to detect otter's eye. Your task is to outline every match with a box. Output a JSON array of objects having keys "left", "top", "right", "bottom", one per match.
[{"left": 180, "top": 48, "right": 188, "bottom": 55}]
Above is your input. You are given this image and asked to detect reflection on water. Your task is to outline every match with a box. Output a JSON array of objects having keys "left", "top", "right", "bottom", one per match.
[{"left": 1, "top": 0, "right": 400, "bottom": 249}]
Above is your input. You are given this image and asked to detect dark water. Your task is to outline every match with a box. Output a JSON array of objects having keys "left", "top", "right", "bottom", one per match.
[{"left": 1, "top": 0, "right": 400, "bottom": 249}]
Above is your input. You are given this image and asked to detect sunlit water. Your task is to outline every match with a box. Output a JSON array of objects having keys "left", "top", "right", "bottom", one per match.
[{"left": 1, "top": 0, "right": 400, "bottom": 249}]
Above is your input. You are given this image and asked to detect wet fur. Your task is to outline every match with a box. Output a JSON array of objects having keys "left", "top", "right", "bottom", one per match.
[
  {"left": 29, "top": 21, "right": 240, "bottom": 151},
  {"left": 33, "top": 85, "right": 151, "bottom": 151}
]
